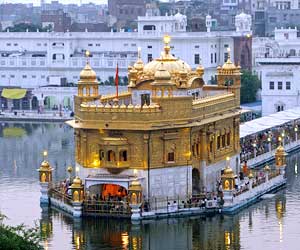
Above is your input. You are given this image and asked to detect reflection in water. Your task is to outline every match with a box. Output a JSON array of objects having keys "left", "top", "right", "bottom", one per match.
[{"left": 0, "top": 122, "right": 300, "bottom": 250}]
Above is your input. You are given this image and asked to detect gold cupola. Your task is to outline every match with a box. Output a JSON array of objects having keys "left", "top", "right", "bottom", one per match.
[
  {"left": 143, "top": 35, "right": 192, "bottom": 76},
  {"left": 77, "top": 51, "right": 100, "bottom": 100}
]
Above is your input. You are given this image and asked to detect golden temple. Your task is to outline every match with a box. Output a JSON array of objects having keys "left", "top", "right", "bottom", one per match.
[{"left": 66, "top": 35, "right": 241, "bottom": 202}]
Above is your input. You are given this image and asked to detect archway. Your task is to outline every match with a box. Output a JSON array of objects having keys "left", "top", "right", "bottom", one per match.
[
  {"left": 31, "top": 96, "right": 38, "bottom": 110},
  {"left": 87, "top": 183, "right": 128, "bottom": 201},
  {"left": 192, "top": 168, "right": 200, "bottom": 195}
]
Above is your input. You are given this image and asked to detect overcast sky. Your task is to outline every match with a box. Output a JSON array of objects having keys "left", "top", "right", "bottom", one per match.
[{"left": 2, "top": 0, "right": 108, "bottom": 5}]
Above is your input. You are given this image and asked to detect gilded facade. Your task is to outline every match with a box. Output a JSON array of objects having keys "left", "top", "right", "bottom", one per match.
[{"left": 67, "top": 35, "right": 241, "bottom": 201}]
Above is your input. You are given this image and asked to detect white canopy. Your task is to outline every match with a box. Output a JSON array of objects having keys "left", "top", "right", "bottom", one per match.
[{"left": 240, "top": 107, "right": 300, "bottom": 138}]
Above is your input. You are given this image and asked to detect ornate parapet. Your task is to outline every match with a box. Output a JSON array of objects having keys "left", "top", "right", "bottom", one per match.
[
  {"left": 80, "top": 102, "right": 161, "bottom": 113},
  {"left": 100, "top": 91, "right": 132, "bottom": 103}
]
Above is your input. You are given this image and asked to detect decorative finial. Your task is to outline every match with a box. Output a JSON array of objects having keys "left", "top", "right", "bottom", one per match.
[
  {"left": 43, "top": 150, "right": 48, "bottom": 160},
  {"left": 85, "top": 50, "right": 91, "bottom": 64},
  {"left": 227, "top": 47, "right": 231, "bottom": 60},
  {"left": 163, "top": 34, "right": 171, "bottom": 45},
  {"left": 137, "top": 47, "right": 141, "bottom": 59}
]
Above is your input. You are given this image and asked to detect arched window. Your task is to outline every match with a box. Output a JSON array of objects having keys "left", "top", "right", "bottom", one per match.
[
  {"left": 99, "top": 150, "right": 105, "bottom": 160},
  {"left": 143, "top": 25, "right": 156, "bottom": 31},
  {"left": 167, "top": 152, "right": 175, "bottom": 162},
  {"left": 107, "top": 150, "right": 116, "bottom": 162},
  {"left": 119, "top": 150, "right": 127, "bottom": 162}
]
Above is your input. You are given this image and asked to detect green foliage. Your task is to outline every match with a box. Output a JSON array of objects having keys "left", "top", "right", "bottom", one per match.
[
  {"left": 4, "top": 23, "right": 49, "bottom": 32},
  {"left": 240, "top": 70, "right": 261, "bottom": 104},
  {"left": 0, "top": 213, "right": 42, "bottom": 250}
]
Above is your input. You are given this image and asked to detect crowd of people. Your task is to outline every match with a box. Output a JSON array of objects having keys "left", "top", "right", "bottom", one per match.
[{"left": 240, "top": 121, "right": 299, "bottom": 162}]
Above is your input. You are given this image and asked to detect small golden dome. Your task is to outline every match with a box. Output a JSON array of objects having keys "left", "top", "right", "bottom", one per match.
[
  {"left": 224, "top": 166, "right": 234, "bottom": 175},
  {"left": 248, "top": 172, "right": 254, "bottom": 179},
  {"left": 79, "top": 62, "right": 97, "bottom": 82},
  {"left": 67, "top": 166, "right": 73, "bottom": 173},
  {"left": 276, "top": 145, "right": 286, "bottom": 154},
  {"left": 134, "top": 47, "right": 144, "bottom": 71},
  {"left": 41, "top": 160, "right": 50, "bottom": 169},
  {"left": 129, "top": 179, "right": 142, "bottom": 191},
  {"left": 71, "top": 176, "right": 82, "bottom": 187},
  {"left": 264, "top": 165, "right": 271, "bottom": 172},
  {"left": 154, "top": 63, "right": 171, "bottom": 81}
]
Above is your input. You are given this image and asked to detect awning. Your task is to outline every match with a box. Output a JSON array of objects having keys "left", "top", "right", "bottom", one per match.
[
  {"left": 1, "top": 88, "right": 27, "bottom": 99},
  {"left": 3, "top": 127, "right": 26, "bottom": 137}
]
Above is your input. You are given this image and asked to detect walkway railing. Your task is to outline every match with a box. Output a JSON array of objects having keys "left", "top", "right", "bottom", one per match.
[
  {"left": 49, "top": 188, "right": 73, "bottom": 206},
  {"left": 142, "top": 195, "right": 209, "bottom": 213},
  {"left": 83, "top": 200, "right": 131, "bottom": 217}
]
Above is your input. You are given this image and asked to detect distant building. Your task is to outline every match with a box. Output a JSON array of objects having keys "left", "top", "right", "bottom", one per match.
[
  {"left": 254, "top": 27, "right": 300, "bottom": 115},
  {"left": 108, "top": 0, "right": 146, "bottom": 28},
  {"left": 41, "top": 9, "right": 71, "bottom": 32}
]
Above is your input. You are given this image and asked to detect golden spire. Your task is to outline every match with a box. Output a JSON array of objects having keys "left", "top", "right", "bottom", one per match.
[
  {"left": 134, "top": 47, "right": 144, "bottom": 71},
  {"left": 163, "top": 34, "right": 171, "bottom": 55},
  {"left": 79, "top": 50, "right": 97, "bottom": 82}
]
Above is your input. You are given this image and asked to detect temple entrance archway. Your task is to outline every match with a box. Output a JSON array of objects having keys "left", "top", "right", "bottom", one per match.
[
  {"left": 192, "top": 168, "right": 201, "bottom": 195},
  {"left": 87, "top": 183, "right": 128, "bottom": 200}
]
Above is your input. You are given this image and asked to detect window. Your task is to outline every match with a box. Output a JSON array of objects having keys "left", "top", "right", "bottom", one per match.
[
  {"left": 224, "top": 52, "right": 229, "bottom": 62},
  {"left": 10, "top": 75, "right": 15, "bottom": 78},
  {"left": 107, "top": 150, "right": 116, "bottom": 162},
  {"left": 96, "top": 43, "right": 101, "bottom": 47},
  {"left": 147, "top": 54, "right": 152, "bottom": 62},
  {"left": 210, "top": 53, "right": 213, "bottom": 63},
  {"left": 269, "top": 81, "right": 274, "bottom": 90},
  {"left": 167, "top": 152, "right": 175, "bottom": 162},
  {"left": 141, "top": 93, "right": 150, "bottom": 106},
  {"left": 22, "top": 75, "right": 27, "bottom": 79},
  {"left": 32, "top": 75, "right": 36, "bottom": 79},
  {"left": 217, "top": 136, "right": 221, "bottom": 149},
  {"left": 6, "top": 43, "right": 11, "bottom": 46},
  {"left": 222, "top": 135, "right": 226, "bottom": 148},
  {"left": 286, "top": 81, "right": 291, "bottom": 90},
  {"left": 99, "top": 150, "right": 105, "bottom": 160},
  {"left": 195, "top": 45, "right": 199, "bottom": 49},
  {"left": 88, "top": 43, "right": 93, "bottom": 47},
  {"left": 215, "top": 53, "right": 217, "bottom": 63},
  {"left": 194, "top": 54, "right": 200, "bottom": 64},
  {"left": 14, "top": 43, "right": 18, "bottom": 46},
  {"left": 147, "top": 45, "right": 152, "bottom": 49},
  {"left": 131, "top": 43, "right": 136, "bottom": 47},
  {"left": 119, "top": 150, "right": 127, "bottom": 161},
  {"left": 1, "top": 75, "right": 5, "bottom": 78},
  {"left": 227, "top": 133, "right": 231, "bottom": 146},
  {"left": 278, "top": 81, "right": 283, "bottom": 90},
  {"left": 41, "top": 75, "right": 45, "bottom": 79},
  {"left": 224, "top": 44, "right": 229, "bottom": 48}
]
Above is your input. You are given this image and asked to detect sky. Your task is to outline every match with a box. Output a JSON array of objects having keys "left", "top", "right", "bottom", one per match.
[{"left": 2, "top": 0, "right": 108, "bottom": 5}]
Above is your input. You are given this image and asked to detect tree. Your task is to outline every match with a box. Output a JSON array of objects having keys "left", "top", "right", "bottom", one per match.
[
  {"left": 4, "top": 23, "right": 49, "bottom": 32},
  {"left": 0, "top": 213, "right": 42, "bottom": 250},
  {"left": 240, "top": 70, "right": 261, "bottom": 104}
]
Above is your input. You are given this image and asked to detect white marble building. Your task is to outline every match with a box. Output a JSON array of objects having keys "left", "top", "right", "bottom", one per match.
[
  {"left": 0, "top": 12, "right": 251, "bottom": 90},
  {"left": 254, "top": 27, "right": 300, "bottom": 116}
]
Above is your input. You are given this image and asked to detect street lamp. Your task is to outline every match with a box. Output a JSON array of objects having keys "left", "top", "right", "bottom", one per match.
[
  {"left": 267, "top": 137, "right": 272, "bottom": 152},
  {"left": 295, "top": 126, "right": 298, "bottom": 141},
  {"left": 252, "top": 142, "right": 257, "bottom": 158},
  {"left": 281, "top": 132, "right": 285, "bottom": 146}
]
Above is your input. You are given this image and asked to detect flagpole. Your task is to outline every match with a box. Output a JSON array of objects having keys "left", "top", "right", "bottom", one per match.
[{"left": 115, "top": 63, "right": 119, "bottom": 100}]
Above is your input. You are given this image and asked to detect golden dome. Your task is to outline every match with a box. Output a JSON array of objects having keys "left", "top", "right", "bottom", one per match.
[
  {"left": 248, "top": 171, "right": 254, "bottom": 179},
  {"left": 264, "top": 165, "right": 271, "bottom": 172},
  {"left": 276, "top": 145, "right": 286, "bottom": 154},
  {"left": 79, "top": 62, "right": 97, "bottom": 82},
  {"left": 129, "top": 179, "right": 142, "bottom": 191},
  {"left": 143, "top": 35, "right": 192, "bottom": 76},
  {"left": 224, "top": 166, "right": 234, "bottom": 175},
  {"left": 154, "top": 63, "right": 171, "bottom": 80},
  {"left": 71, "top": 176, "right": 83, "bottom": 188},
  {"left": 221, "top": 48, "right": 238, "bottom": 71},
  {"left": 40, "top": 160, "right": 50, "bottom": 169}
]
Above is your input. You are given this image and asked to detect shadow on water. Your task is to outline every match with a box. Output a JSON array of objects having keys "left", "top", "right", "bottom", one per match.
[{"left": 1, "top": 122, "right": 300, "bottom": 250}]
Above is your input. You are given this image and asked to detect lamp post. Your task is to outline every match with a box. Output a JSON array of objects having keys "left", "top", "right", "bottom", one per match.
[
  {"left": 252, "top": 142, "right": 257, "bottom": 158},
  {"left": 281, "top": 131, "right": 285, "bottom": 146},
  {"left": 267, "top": 137, "right": 272, "bottom": 152}
]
